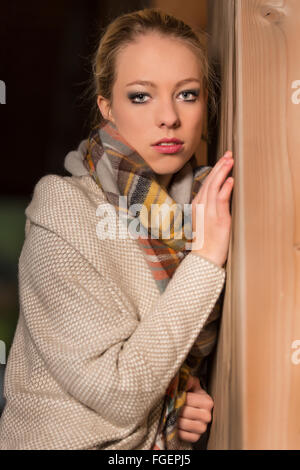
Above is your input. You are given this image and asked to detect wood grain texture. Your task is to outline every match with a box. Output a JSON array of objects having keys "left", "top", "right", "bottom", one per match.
[{"left": 207, "top": 0, "right": 300, "bottom": 449}]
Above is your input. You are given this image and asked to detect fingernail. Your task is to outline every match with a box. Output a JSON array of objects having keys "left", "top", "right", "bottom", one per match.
[{"left": 224, "top": 151, "right": 232, "bottom": 159}]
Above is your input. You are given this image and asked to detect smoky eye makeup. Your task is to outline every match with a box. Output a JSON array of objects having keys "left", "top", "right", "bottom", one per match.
[
  {"left": 179, "top": 88, "right": 200, "bottom": 100},
  {"left": 127, "top": 91, "right": 150, "bottom": 103},
  {"left": 127, "top": 88, "right": 201, "bottom": 104}
]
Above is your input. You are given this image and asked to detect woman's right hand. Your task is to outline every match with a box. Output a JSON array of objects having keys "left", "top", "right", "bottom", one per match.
[{"left": 191, "top": 151, "right": 234, "bottom": 268}]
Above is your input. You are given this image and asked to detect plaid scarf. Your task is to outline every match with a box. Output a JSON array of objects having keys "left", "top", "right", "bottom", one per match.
[{"left": 80, "top": 120, "right": 222, "bottom": 450}]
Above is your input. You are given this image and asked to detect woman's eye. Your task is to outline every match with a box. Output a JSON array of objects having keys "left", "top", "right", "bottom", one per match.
[
  {"left": 178, "top": 90, "right": 199, "bottom": 101},
  {"left": 128, "top": 92, "right": 150, "bottom": 104},
  {"left": 128, "top": 89, "right": 200, "bottom": 104}
]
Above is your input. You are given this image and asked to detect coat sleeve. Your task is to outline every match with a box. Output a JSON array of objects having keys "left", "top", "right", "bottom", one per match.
[{"left": 18, "top": 222, "right": 226, "bottom": 427}]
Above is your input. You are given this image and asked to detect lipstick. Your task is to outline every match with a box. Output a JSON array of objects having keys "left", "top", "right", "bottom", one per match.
[{"left": 152, "top": 137, "right": 184, "bottom": 155}]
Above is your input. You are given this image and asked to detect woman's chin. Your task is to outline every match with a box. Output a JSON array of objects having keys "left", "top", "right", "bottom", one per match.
[{"left": 152, "top": 155, "right": 191, "bottom": 174}]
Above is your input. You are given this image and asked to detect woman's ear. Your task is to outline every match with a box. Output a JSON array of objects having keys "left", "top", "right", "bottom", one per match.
[{"left": 97, "top": 95, "right": 115, "bottom": 124}]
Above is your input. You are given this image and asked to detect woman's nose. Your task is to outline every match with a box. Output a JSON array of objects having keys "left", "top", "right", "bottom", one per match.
[{"left": 156, "top": 100, "right": 180, "bottom": 129}]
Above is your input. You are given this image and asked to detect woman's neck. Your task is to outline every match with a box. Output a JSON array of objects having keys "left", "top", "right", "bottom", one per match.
[{"left": 156, "top": 173, "right": 173, "bottom": 190}]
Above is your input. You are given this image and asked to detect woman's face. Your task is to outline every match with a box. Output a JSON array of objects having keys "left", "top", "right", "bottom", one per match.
[{"left": 97, "top": 32, "right": 207, "bottom": 180}]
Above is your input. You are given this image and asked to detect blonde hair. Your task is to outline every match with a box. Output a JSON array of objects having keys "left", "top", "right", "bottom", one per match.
[{"left": 84, "top": 8, "right": 219, "bottom": 135}]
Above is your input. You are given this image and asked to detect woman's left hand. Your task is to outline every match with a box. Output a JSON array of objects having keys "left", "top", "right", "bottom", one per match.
[{"left": 177, "top": 375, "right": 214, "bottom": 443}]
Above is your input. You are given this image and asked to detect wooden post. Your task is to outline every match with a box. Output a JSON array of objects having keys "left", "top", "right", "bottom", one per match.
[{"left": 207, "top": 0, "right": 300, "bottom": 449}]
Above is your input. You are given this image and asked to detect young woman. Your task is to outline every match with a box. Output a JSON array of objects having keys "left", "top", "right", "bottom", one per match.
[{"left": 0, "top": 8, "right": 234, "bottom": 450}]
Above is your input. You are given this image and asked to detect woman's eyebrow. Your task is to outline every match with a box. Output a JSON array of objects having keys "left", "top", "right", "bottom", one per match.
[{"left": 125, "top": 78, "right": 201, "bottom": 88}]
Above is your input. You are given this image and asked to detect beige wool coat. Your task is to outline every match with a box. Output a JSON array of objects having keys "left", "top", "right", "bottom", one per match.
[{"left": 0, "top": 165, "right": 226, "bottom": 450}]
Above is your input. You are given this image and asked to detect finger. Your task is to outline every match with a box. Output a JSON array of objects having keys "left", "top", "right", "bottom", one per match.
[
  {"left": 177, "top": 416, "right": 207, "bottom": 435},
  {"left": 202, "top": 152, "right": 233, "bottom": 190},
  {"left": 179, "top": 405, "right": 212, "bottom": 424},
  {"left": 207, "top": 159, "right": 234, "bottom": 212},
  {"left": 185, "top": 376, "right": 211, "bottom": 399},
  {"left": 216, "top": 177, "right": 234, "bottom": 219},
  {"left": 193, "top": 151, "right": 233, "bottom": 203},
  {"left": 178, "top": 429, "right": 200, "bottom": 443},
  {"left": 185, "top": 391, "right": 214, "bottom": 410}
]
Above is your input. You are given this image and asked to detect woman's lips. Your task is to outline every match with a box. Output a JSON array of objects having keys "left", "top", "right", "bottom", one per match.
[{"left": 152, "top": 143, "right": 184, "bottom": 154}]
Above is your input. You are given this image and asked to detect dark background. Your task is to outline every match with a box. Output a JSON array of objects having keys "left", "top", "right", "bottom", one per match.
[{"left": 0, "top": 0, "right": 151, "bottom": 196}]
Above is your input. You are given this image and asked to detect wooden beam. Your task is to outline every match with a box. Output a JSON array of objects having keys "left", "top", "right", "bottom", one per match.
[{"left": 207, "top": 0, "right": 300, "bottom": 449}]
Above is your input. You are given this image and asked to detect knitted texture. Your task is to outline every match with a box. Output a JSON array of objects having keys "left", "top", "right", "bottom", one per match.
[
  {"left": 0, "top": 173, "right": 226, "bottom": 450},
  {"left": 78, "top": 121, "right": 223, "bottom": 450}
]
